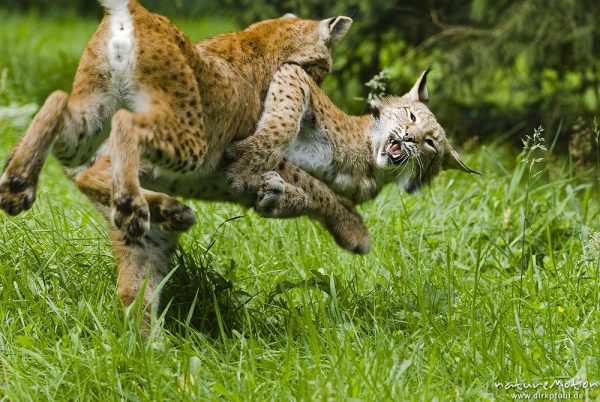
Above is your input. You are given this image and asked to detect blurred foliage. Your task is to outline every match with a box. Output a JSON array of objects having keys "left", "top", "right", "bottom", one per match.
[
  {"left": 2, "top": 0, "right": 600, "bottom": 149},
  {"left": 0, "top": 0, "right": 221, "bottom": 17},
  {"left": 225, "top": 0, "right": 600, "bottom": 147}
]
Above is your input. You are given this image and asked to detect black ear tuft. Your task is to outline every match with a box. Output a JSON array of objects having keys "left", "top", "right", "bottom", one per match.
[{"left": 370, "top": 102, "right": 381, "bottom": 120}]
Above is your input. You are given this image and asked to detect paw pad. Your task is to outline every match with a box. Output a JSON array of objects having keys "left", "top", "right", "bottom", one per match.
[
  {"left": 160, "top": 201, "right": 196, "bottom": 232},
  {"left": 112, "top": 194, "right": 150, "bottom": 240}
]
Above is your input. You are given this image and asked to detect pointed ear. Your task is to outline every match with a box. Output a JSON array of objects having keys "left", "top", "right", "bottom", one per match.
[
  {"left": 407, "top": 68, "right": 431, "bottom": 104},
  {"left": 443, "top": 144, "right": 482, "bottom": 175},
  {"left": 320, "top": 16, "right": 353, "bottom": 46}
]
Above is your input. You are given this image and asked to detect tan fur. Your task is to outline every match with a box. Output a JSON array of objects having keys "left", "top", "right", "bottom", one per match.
[
  {"left": 0, "top": 0, "right": 352, "bottom": 234},
  {"left": 225, "top": 67, "right": 480, "bottom": 251},
  {"left": 0, "top": 0, "right": 353, "bottom": 331}
]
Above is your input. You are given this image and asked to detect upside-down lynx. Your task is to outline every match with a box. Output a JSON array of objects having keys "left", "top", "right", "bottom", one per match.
[
  {"left": 0, "top": 0, "right": 352, "bottom": 234},
  {"left": 0, "top": 0, "right": 354, "bottom": 328}
]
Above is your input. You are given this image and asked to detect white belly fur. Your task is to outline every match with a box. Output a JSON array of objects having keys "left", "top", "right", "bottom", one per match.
[
  {"left": 284, "top": 118, "right": 334, "bottom": 179},
  {"left": 108, "top": 6, "right": 135, "bottom": 88},
  {"left": 106, "top": 5, "right": 151, "bottom": 113}
]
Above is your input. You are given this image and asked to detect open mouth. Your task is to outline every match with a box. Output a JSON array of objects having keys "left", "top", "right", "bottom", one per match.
[{"left": 384, "top": 140, "right": 409, "bottom": 164}]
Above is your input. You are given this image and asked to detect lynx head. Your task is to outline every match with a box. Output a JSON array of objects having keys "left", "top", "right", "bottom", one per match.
[
  {"left": 244, "top": 14, "right": 353, "bottom": 84},
  {"left": 371, "top": 69, "right": 480, "bottom": 193}
]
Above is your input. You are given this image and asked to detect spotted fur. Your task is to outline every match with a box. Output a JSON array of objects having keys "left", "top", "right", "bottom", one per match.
[
  {"left": 0, "top": 0, "right": 352, "bottom": 332},
  {"left": 225, "top": 67, "right": 480, "bottom": 251}
]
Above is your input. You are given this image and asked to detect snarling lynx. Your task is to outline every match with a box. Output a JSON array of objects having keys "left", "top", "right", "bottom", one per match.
[
  {"left": 225, "top": 67, "right": 480, "bottom": 252},
  {"left": 0, "top": 0, "right": 353, "bottom": 329}
]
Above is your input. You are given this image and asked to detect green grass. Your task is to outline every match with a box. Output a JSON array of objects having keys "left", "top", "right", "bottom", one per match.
[{"left": 1, "top": 12, "right": 600, "bottom": 401}]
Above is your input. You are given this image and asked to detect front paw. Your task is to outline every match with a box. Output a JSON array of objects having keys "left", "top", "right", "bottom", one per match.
[
  {"left": 112, "top": 193, "right": 150, "bottom": 240},
  {"left": 0, "top": 172, "right": 38, "bottom": 216},
  {"left": 226, "top": 171, "right": 260, "bottom": 195},
  {"left": 255, "top": 171, "right": 285, "bottom": 216},
  {"left": 224, "top": 140, "right": 267, "bottom": 194},
  {"left": 226, "top": 159, "right": 262, "bottom": 195}
]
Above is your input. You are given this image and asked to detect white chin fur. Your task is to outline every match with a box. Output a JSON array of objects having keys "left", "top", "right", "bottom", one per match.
[{"left": 376, "top": 152, "right": 389, "bottom": 168}]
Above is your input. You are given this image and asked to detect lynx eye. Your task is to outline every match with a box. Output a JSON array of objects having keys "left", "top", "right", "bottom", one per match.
[
  {"left": 425, "top": 137, "right": 436, "bottom": 149},
  {"left": 409, "top": 111, "right": 417, "bottom": 122}
]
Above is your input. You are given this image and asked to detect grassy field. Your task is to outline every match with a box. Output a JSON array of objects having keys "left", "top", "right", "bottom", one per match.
[{"left": 1, "top": 12, "right": 599, "bottom": 401}]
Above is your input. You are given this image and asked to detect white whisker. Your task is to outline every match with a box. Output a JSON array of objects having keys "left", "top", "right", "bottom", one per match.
[{"left": 416, "top": 153, "right": 424, "bottom": 180}]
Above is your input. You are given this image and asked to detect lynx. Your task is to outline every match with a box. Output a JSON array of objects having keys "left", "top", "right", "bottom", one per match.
[
  {"left": 0, "top": 0, "right": 354, "bottom": 327},
  {"left": 0, "top": 0, "right": 352, "bottom": 236},
  {"left": 72, "top": 66, "right": 479, "bottom": 331},
  {"left": 224, "top": 66, "right": 481, "bottom": 252}
]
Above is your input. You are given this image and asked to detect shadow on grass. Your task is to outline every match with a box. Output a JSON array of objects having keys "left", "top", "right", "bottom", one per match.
[
  {"left": 157, "top": 216, "right": 445, "bottom": 339},
  {"left": 159, "top": 243, "right": 431, "bottom": 340},
  {"left": 160, "top": 246, "right": 252, "bottom": 338}
]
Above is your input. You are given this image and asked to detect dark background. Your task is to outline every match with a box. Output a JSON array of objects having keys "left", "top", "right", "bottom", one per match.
[{"left": 3, "top": 0, "right": 599, "bottom": 158}]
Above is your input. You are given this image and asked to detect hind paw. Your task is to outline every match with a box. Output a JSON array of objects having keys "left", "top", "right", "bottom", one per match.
[
  {"left": 157, "top": 198, "right": 196, "bottom": 232},
  {"left": 0, "top": 173, "right": 37, "bottom": 216},
  {"left": 324, "top": 209, "right": 371, "bottom": 255},
  {"left": 112, "top": 193, "right": 150, "bottom": 240}
]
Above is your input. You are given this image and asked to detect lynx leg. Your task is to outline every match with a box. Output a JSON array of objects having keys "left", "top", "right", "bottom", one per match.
[
  {"left": 79, "top": 159, "right": 186, "bottom": 335},
  {"left": 226, "top": 63, "right": 310, "bottom": 193},
  {"left": 108, "top": 224, "right": 179, "bottom": 335},
  {"left": 256, "top": 171, "right": 309, "bottom": 217},
  {"left": 256, "top": 162, "right": 371, "bottom": 254},
  {"left": 0, "top": 50, "right": 113, "bottom": 216},
  {"left": 0, "top": 92, "right": 68, "bottom": 215},
  {"left": 109, "top": 90, "right": 206, "bottom": 240},
  {"left": 74, "top": 156, "right": 197, "bottom": 233}
]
